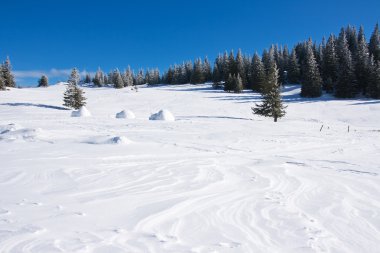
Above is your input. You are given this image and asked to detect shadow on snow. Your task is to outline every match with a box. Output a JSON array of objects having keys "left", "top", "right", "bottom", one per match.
[{"left": 0, "top": 103, "right": 70, "bottom": 111}]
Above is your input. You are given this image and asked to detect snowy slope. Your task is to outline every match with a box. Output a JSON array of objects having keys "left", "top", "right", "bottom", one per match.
[{"left": 0, "top": 84, "right": 379, "bottom": 253}]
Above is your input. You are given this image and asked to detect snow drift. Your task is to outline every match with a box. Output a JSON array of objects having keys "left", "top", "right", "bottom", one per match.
[
  {"left": 0, "top": 123, "right": 44, "bottom": 142},
  {"left": 149, "top": 109, "right": 175, "bottom": 121},
  {"left": 84, "top": 135, "right": 132, "bottom": 145},
  {"left": 115, "top": 110, "right": 136, "bottom": 119},
  {"left": 71, "top": 106, "right": 91, "bottom": 117}
]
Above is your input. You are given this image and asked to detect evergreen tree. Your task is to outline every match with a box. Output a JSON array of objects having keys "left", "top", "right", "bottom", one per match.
[
  {"left": 222, "top": 51, "right": 230, "bottom": 81},
  {"left": 356, "top": 26, "right": 371, "bottom": 95},
  {"left": 368, "top": 58, "right": 380, "bottom": 98},
  {"left": 252, "top": 62, "right": 286, "bottom": 122},
  {"left": 123, "top": 66, "right": 134, "bottom": 87},
  {"left": 203, "top": 57, "right": 212, "bottom": 82},
  {"left": 1, "top": 57, "right": 16, "bottom": 88},
  {"left": 63, "top": 68, "right": 86, "bottom": 109},
  {"left": 234, "top": 74, "right": 243, "bottom": 93},
  {"left": 369, "top": 23, "right": 380, "bottom": 62},
  {"left": 236, "top": 49, "right": 246, "bottom": 85},
  {"left": 113, "top": 69, "right": 124, "bottom": 89},
  {"left": 323, "top": 34, "right": 339, "bottom": 93},
  {"left": 38, "top": 75, "right": 49, "bottom": 87},
  {"left": 335, "top": 29, "right": 357, "bottom": 98},
  {"left": 224, "top": 74, "right": 234, "bottom": 92},
  {"left": 0, "top": 75, "right": 5, "bottom": 90},
  {"left": 212, "top": 62, "right": 222, "bottom": 89},
  {"left": 228, "top": 50, "right": 237, "bottom": 75},
  {"left": 84, "top": 74, "right": 91, "bottom": 84},
  {"left": 251, "top": 52, "right": 266, "bottom": 92},
  {"left": 287, "top": 49, "right": 301, "bottom": 83},
  {"left": 93, "top": 68, "right": 104, "bottom": 87},
  {"left": 191, "top": 58, "right": 205, "bottom": 84},
  {"left": 301, "top": 41, "right": 323, "bottom": 97}
]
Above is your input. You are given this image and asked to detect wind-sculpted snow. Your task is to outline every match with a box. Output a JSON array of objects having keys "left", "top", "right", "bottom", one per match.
[{"left": 0, "top": 84, "right": 379, "bottom": 252}]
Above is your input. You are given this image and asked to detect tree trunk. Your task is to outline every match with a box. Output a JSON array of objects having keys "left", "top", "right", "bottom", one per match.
[{"left": 274, "top": 116, "right": 278, "bottom": 122}]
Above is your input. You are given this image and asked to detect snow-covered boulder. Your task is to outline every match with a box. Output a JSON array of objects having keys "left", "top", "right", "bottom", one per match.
[
  {"left": 71, "top": 106, "right": 91, "bottom": 117},
  {"left": 149, "top": 109, "right": 175, "bottom": 121},
  {"left": 116, "top": 110, "right": 136, "bottom": 119}
]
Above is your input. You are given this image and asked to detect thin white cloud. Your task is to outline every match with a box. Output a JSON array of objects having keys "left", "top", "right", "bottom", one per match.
[{"left": 13, "top": 68, "right": 95, "bottom": 79}]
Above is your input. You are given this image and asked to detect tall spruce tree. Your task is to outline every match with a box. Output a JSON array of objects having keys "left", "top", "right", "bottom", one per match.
[
  {"left": 191, "top": 58, "right": 205, "bottom": 84},
  {"left": 369, "top": 23, "right": 380, "bottom": 62},
  {"left": 0, "top": 75, "right": 5, "bottom": 90},
  {"left": 113, "top": 69, "right": 124, "bottom": 89},
  {"left": 63, "top": 68, "right": 86, "bottom": 109},
  {"left": 233, "top": 74, "right": 243, "bottom": 93},
  {"left": 93, "top": 68, "right": 104, "bottom": 87},
  {"left": 203, "top": 57, "right": 212, "bottom": 82},
  {"left": 368, "top": 57, "right": 380, "bottom": 98},
  {"left": 323, "top": 34, "right": 339, "bottom": 93},
  {"left": 38, "top": 75, "right": 49, "bottom": 87},
  {"left": 356, "top": 26, "right": 371, "bottom": 95},
  {"left": 123, "top": 66, "right": 134, "bottom": 87},
  {"left": 251, "top": 53, "right": 266, "bottom": 92},
  {"left": 335, "top": 29, "right": 357, "bottom": 98},
  {"left": 301, "top": 41, "right": 323, "bottom": 97},
  {"left": 1, "top": 57, "right": 16, "bottom": 88},
  {"left": 224, "top": 74, "right": 234, "bottom": 92},
  {"left": 236, "top": 49, "right": 246, "bottom": 85},
  {"left": 252, "top": 61, "right": 286, "bottom": 122},
  {"left": 287, "top": 49, "right": 301, "bottom": 83},
  {"left": 212, "top": 62, "right": 222, "bottom": 89}
]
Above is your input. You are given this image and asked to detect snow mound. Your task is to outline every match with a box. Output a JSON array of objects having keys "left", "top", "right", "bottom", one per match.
[
  {"left": 85, "top": 136, "right": 132, "bottom": 145},
  {"left": 149, "top": 109, "right": 175, "bottom": 121},
  {"left": 71, "top": 106, "right": 91, "bottom": 117},
  {"left": 0, "top": 124, "right": 43, "bottom": 142},
  {"left": 116, "top": 110, "right": 136, "bottom": 119}
]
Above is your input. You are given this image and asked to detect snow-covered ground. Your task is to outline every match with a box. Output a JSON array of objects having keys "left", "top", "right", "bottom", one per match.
[{"left": 0, "top": 84, "right": 379, "bottom": 253}]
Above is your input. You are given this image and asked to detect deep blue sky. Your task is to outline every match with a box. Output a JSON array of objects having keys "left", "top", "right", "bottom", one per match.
[{"left": 1, "top": 0, "right": 379, "bottom": 86}]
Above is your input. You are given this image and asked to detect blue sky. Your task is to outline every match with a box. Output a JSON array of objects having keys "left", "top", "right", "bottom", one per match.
[{"left": 1, "top": 0, "right": 379, "bottom": 86}]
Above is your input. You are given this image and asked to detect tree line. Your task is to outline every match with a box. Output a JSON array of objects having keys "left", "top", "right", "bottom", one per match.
[{"left": 2, "top": 23, "right": 380, "bottom": 99}]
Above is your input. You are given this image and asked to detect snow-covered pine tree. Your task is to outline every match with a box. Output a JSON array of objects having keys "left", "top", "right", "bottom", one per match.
[
  {"left": 234, "top": 74, "right": 243, "bottom": 93},
  {"left": 323, "top": 34, "right": 339, "bottom": 93},
  {"left": 252, "top": 61, "right": 286, "bottom": 122},
  {"left": 191, "top": 58, "right": 205, "bottom": 84},
  {"left": 356, "top": 26, "right": 371, "bottom": 95},
  {"left": 251, "top": 53, "right": 266, "bottom": 92},
  {"left": 335, "top": 29, "right": 357, "bottom": 98},
  {"left": 287, "top": 49, "right": 301, "bottom": 83},
  {"left": 38, "top": 75, "right": 49, "bottom": 87},
  {"left": 63, "top": 68, "right": 86, "bottom": 109},
  {"left": 212, "top": 62, "right": 222, "bottom": 89},
  {"left": 280, "top": 45, "right": 290, "bottom": 84},
  {"left": 203, "top": 57, "right": 212, "bottom": 82},
  {"left": 346, "top": 25, "right": 358, "bottom": 54},
  {"left": 369, "top": 23, "right": 380, "bottom": 62},
  {"left": 222, "top": 51, "right": 230, "bottom": 81},
  {"left": 0, "top": 75, "right": 5, "bottom": 90},
  {"left": 93, "top": 68, "right": 104, "bottom": 87},
  {"left": 301, "top": 41, "right": 322, "bottom": 97},
  {"left": 1, "top": 57, "right": 16, "bottom": 88},
  {"left": 228, "top": 50, "right": 236, "bottom": 76},
  {"left": 113, "top": 69, "right": 124, "bottom": 89},
  {"left": 224, "top": 74, "right": 234, "bottom": 92},
  {"left": 368, "top": 57, "right": 380, "bottom": 98},
  {"left": 236, "top": 49, "right": 246, "bottom": 85},
  {"left": 84, "top": 74, "right": 92, "bottom": 84},
  {"left": 185, "top": 61, "right": 193, "bottom": 83}
]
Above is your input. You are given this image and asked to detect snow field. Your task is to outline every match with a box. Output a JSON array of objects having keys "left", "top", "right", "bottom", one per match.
[{"left": 0, "top": 84, "right": 379, "bottom": 253}]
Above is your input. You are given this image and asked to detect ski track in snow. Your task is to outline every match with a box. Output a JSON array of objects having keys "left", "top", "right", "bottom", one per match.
[{"left": 0, "top": 84, "right": 379, "bottom": 252}]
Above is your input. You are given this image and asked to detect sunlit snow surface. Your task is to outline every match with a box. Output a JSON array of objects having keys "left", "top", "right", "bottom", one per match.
[{"left": 0, "top": 84, "right": 379, "bottom": 253}]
